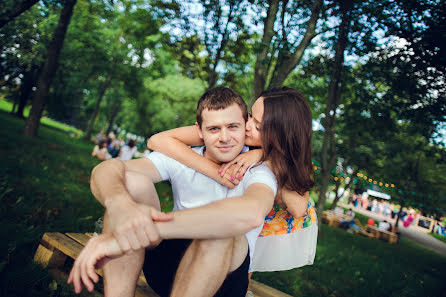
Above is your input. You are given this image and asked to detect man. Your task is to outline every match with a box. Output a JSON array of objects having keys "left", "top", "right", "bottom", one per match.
[{"left": 68, "top": 87, "right": 277, "bottom": 297}]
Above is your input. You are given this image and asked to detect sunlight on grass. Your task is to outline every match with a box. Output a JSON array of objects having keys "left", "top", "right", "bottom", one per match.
[{"left": 0, "top": 99, "right": 84, "bottom": 136}]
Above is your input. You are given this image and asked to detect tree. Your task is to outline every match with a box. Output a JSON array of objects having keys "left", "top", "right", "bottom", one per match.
[
  {"left": 23, "top": 0, "right": 77, "bottom": 137},
  {"left": 316, "top": 0, "right": 353, "bottom": 222},
  {"left": 0, "top": 0, "right": 40, "bottom": 28},
  {"left": 170, "top": 0, "right": 252, "bottom": 89},
  {"left": 252, "top": 0, "right": 324, "bottom": 101}
]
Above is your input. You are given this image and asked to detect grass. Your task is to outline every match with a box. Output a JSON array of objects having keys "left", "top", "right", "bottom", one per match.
[
  {"left": 1, "top": 110, "right": 445, "bottom": 297},
  {"left": 0, "top": 99, "right": 84, "bottom": 136},
  {"left": 429, "top": 232, "right": 446, "bottom": 244},
  {"left": 253, "top": 225, "right": 446, "bottom": 297},
  {"left": 0, "top": 111, "right": 171, "bottom": 297}
]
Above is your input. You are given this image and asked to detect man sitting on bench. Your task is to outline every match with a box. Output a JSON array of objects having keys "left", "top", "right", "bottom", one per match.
[{"left": 68, "top": 87, "right": 277, "bottom": 297}]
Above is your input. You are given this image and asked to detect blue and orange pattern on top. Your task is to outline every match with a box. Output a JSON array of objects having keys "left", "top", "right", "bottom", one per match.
[{"left": 259, "top": 202, "right": 318, "bottom": 237}]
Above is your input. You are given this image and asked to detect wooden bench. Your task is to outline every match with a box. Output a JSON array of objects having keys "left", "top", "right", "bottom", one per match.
[
  {"left": 365, "top": 226, "right": 398, "bottom": 244},
  {"left": 34, "top": 232, "right": 293, "bottom": 297}
]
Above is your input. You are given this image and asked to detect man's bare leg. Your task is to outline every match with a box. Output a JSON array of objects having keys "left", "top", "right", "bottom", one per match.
[
  {"left": 170, "top": 236, "right": 248, "bottom": 297},
  {"left": 102, "top": 171, "right": 161, "bottom": 297}
]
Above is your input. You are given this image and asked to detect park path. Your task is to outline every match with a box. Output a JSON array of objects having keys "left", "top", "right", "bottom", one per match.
[{"left": 339, "top": 203, "right": 446, "bottom": 258}]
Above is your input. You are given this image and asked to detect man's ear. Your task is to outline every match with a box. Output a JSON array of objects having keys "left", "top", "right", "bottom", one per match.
[{"left": 195, "top": 122, "right": 204, "bottom": 140}]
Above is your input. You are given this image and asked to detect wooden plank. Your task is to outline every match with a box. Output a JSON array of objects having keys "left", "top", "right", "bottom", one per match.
[
  {"left": 40, "top": 232, "right": 85, "bottom": 260},
  {"left": 250, "top": 279, "right": 293, "bottom": 297},
  {"left": 33, "top": 243, "right": 66, "bottom": 268},
  {"left": 66, "top": 232, "right": 92, "bottom": 246}
]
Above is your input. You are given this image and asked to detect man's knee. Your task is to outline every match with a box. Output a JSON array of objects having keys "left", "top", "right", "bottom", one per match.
[{"left": 124, "top": 171, "right": 160, "bottom": 209}]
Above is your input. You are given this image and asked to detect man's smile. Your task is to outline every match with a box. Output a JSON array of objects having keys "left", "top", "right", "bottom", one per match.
[{"left": 217, "top": 145, "right": 235, "bottom": 152}]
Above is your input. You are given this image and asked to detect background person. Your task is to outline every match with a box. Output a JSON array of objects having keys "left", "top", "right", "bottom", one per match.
[{"left": 119, "top": 139, "right": 137, "bottom": 161}]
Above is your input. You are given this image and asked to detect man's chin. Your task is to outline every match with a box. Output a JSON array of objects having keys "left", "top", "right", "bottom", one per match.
[{"left": 215, "top": 152, "right": 241, "bottom": 163}]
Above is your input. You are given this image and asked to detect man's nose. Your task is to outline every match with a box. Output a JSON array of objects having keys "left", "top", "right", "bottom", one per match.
[{"left": 219, "top": 129, "right": 230, "bottom": 142}]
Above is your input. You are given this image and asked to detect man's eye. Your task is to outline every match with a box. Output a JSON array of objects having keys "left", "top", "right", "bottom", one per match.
[
  {"left": 229, "top": 125, "right": 238, "bottom": 129},
  {"left": 209, "top": 127, "right": 218, "bottom": 131}
]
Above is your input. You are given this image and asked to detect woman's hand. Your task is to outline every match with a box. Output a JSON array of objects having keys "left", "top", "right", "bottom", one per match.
[{"left": 218, "top": 149, "right": 263, "bottom": 181}]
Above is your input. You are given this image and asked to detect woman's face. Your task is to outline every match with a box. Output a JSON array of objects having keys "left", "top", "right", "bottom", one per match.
[{"left": 245, "top": 97, "right": 264, "bottom": 147}]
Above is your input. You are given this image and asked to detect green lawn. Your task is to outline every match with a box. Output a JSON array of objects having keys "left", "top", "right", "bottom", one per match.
[{"left": 1, "top": 111, "right": 445, "bottom": 297}]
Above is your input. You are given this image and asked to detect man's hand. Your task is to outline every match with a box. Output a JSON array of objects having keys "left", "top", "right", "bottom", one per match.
[
  {"left": 68, "top": 233, "right": 122, "bottom": 293},
  {"left": 106, "top": 199, "right": 173, "bottom": 253}
]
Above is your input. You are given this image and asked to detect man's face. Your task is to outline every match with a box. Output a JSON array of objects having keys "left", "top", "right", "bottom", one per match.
[{"left": 196, "top": 103, "right": 246, "bottom": 164}]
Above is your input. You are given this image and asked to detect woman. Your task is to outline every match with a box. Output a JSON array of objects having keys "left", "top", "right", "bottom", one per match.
[
  {"left": 91, "top": 140, "right": 111, "bottom": 160},
  {"left": 147, "top": 86, "right": 318, "bottom": 275}
]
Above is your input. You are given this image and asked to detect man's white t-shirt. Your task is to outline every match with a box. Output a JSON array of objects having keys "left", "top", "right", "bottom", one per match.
[{"left": 147, "top": 147, "right": 277, "bottom": 262}]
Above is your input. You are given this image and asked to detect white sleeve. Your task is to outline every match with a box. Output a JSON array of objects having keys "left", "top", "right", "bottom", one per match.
[
  {"left": 243, "top": 164, "right": 278, "bottom": 196},
  {"left": 145, "top": 151, "right": 174, "bottom": 181}
]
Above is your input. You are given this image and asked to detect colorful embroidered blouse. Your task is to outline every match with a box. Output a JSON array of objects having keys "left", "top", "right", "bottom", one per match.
[{"left": 259, "top": 202, "right": 318, "bottom": 237}]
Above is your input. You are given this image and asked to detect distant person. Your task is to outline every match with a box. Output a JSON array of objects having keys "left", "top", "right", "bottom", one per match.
[
  {"left": 362, "top": 195, "right": 369, "bottom": 210},
  {"left": 403, "top": 212, "right": 415, "bottom": 228},
  {"left": 94, "top": 130, "right": 106, "bottom": 144},
  {"left": 119, "top": 140, "right": 138, "bottom": 161},
  {"left": 378, "top": 220, "right": 391, "bottom": 231},
  {"left": 91, "top": 140, "right": 111, "bottom": 160},
  {"left": 346, "top": 208, "right": 355, "bottom": 217},
  {"left": 107, "top": 138, "right": 120, "bottom": 158}
]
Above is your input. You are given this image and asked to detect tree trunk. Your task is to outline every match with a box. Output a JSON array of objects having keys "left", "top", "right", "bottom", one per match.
[
  {"left": 394, "top": 199, "right": 406, "bottom": 229},
  {"left": 11, "top": 96, "right": 19, "bottom": 114},
  {"left": 316, "top": 1, "right": 352, "bottom": 226},
  {"left": 330, "top": 170, "right": 357, "bottom": 209},
  {"left": 0, "top": 0, "right": 40, "bottom": 28},
  {"left": 23, "top": 0, "right": 77, "bottom": 137},
  {"left": 252, "top": 0, "right": 279, "bottom": 101},
  {"left": 16, "top": 67, "right": 38, "bottom": 118},
  {"left": 106, "top": 100, "right": 122, "bottom": 135},
  {"left": 252, "top": 0, "right": 322, "bottom": 103},
  {"left": 269, "top": 0, "right": 322, "bottom": 87},
  {"left": 83, "top": 73, "right": 113, "bottom": 140}
]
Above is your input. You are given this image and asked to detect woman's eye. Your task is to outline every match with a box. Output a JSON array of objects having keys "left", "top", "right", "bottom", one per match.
[{"left": 248, "top": 112, "right": 252, "bottom": 118}]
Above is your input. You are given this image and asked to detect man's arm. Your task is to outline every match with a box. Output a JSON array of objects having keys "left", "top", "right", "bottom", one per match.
[
  {"left": 68, "top": 182, "right": 274, "bottom": 293},
  {"left": 157, "top": 182, "right": 274, "bottom": 239},
  {"left": 90, "top": 158, "right": 172, "bottom": 252}
]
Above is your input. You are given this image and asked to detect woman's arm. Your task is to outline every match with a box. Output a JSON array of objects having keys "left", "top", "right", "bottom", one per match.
[
  {"left": 279, "top": 190, "right": 310, "bottom": 218},
  {"left": 147, "top": 126, "right": 237, "bottom": 188}
]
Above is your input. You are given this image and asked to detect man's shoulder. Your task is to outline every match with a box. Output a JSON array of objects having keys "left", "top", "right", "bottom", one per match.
[
  {"left": 246, "top": 162, "right": 273, "bottom": 175},
  {"left": 242, "top": 162, "right": 277, "bottom": 194}
]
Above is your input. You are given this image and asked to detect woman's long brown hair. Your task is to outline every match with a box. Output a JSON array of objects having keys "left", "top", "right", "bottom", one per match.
[{"left": 259, "top": 87, "right": 314, "bottom": 195}]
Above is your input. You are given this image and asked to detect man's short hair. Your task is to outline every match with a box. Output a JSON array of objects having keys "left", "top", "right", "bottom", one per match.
[{"left": 196, "top": 87, "right": 248, "bottom": 127}]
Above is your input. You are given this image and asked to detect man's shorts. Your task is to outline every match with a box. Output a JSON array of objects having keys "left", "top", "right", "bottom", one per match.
[{"left": 143, "top": 239, "right": 250, "bottom": 297}]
